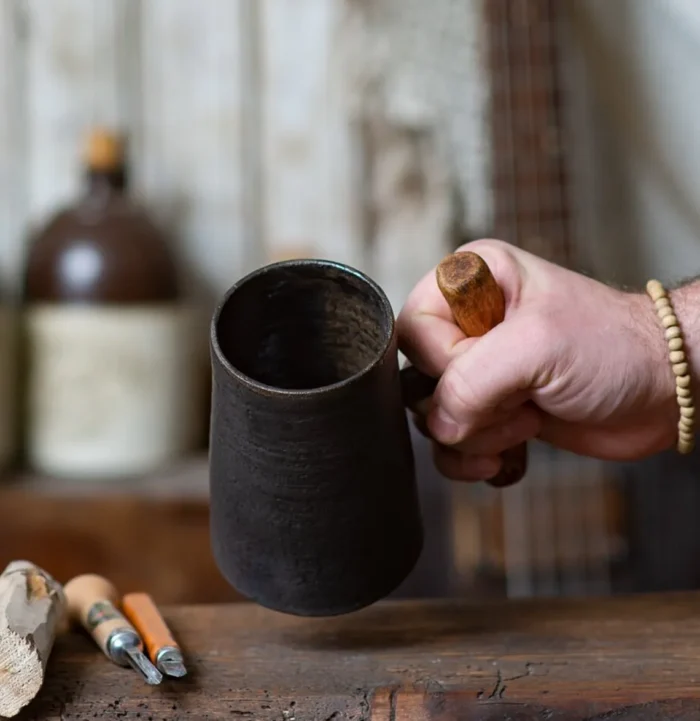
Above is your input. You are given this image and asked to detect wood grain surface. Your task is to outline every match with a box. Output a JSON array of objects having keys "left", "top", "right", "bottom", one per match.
[{"left": 17, "top": 592, "right": 700, "bottom": 720}]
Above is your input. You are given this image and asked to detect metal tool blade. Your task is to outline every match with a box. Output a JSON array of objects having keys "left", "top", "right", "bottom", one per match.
[
  {"left": 158, "top": 657, "right": 188, "bottom": 678},
  {"left": 156, "top": 646, "right": 188, "bottom": 677},
  {"left": 125, "top": 646, "right": 163, "bottom": 685}
]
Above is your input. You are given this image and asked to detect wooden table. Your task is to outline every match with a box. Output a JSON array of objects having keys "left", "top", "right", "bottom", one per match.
[{"left": 18, "top": 591, "right": 700, "bottom": 720}]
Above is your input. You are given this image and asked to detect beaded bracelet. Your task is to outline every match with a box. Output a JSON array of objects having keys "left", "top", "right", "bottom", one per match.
[{"left": 646, "top": 279, "right": 695, "bottom": 454}]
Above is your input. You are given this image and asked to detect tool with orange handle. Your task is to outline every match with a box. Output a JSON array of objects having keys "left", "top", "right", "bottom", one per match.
[
  {"left": 63, "top": 574, "right": 162, "bottom": 685},
  {"left": 122, "top": 592, "right": 187, "bottom": 678}
]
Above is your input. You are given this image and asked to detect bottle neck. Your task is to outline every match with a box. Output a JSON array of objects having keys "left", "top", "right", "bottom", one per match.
[{"left": 84, "top": 167, "right": 127, "bottom": 197}]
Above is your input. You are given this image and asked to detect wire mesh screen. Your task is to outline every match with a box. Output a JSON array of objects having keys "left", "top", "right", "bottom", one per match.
[
  {"left": 487, "top": 0, "right": 574, "bottom": 268},
  {"left": 345, "top": 0, "right": 574, "bottom": 263}
]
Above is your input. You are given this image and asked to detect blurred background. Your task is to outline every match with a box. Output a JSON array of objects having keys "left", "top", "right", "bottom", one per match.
[{"left": 1, "top": 0, "right": 700, "bottom": 606}]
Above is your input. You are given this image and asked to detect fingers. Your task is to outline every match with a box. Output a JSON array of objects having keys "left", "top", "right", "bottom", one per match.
[
  {"left": 417, "top": 405, "right": 540, "bottom": 483},
  {"left": 399, "top": 238, "right": 554, "bottom": 449},
  {"left": 397, "top": 269, "right": 468, "bottom": 377},
  {"left": 433, "top": 445, "right": 503, "bottom": 482},
  {"left": 397, "top": 238, "right": 526, "bottom": 377},
  {"left": 412, "top": 401, "right": 539, "bottom": 452},
  {"left": 450, "top": 404, "right": 542, "bottom": 456},
  {"left": 427, "top": 316, "right": 549, "bottom": 445}
]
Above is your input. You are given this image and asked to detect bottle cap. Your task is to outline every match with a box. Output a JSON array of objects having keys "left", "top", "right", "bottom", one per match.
[{"left": 83, "top": 128, "right": 125, "bottom": 172}]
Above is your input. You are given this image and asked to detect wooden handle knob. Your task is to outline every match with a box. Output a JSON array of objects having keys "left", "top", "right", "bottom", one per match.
[
  {"left": 64, "top": 574, "right": 134, "bottom": 658},
  {"left": 122, "top": 592, "right": 179, "bottom": 660},
  {"left": 436, "top": 251, "right": 506, "bottom": 335},
  {"left": 435, "top": 251, "right": 527, "bottom": 487}
]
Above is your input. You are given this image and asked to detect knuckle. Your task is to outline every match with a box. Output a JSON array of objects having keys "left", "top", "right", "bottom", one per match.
[
  {"left": 454, "top": 238, "right": 523, "bottom": 305},
  {"left": 438, "top": 364, "right": 480, "bottom": 424},
  {"left": 457, "top": 237, "right": 514, "bottom": 259}
]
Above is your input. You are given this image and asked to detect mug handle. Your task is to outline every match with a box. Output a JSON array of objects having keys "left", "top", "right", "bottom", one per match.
[{"left": 398, "top": 251, "right": 527, "bottom": 489}]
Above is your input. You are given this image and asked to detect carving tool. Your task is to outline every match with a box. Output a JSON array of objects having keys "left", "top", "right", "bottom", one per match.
[
  {"left": 122, "top": 592, "right": 187, "bottom": 677},
  {"left": 63, "top": 574, "right": 162, "bottom": 685}
]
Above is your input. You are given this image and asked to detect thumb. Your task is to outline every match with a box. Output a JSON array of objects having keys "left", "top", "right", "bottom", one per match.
[
  {"left": 397, "top": 238, "right": 528, "bottom": 377},
  {"left": 427, "top": 314, "right": 551, "bottom": 445}
]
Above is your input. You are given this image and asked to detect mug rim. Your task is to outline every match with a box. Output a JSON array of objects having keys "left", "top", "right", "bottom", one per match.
[{"left": 210, "top": 258, "right": 397, "bottom": 397}]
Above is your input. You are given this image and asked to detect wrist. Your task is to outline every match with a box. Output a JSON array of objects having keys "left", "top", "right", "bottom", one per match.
[
  {"left": 632, "top": 290, "right": 679, "bottom": 448},
  {"left": 668, "top": 282, "right": 700, "bottom": 391},
  {"left": 640, "top": 279, "right": 700, "bottom": 452}
]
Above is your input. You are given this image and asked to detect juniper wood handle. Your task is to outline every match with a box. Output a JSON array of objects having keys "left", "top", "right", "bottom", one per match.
[{"left": 400, "top": 251, "right": 527, "bottom": 488}]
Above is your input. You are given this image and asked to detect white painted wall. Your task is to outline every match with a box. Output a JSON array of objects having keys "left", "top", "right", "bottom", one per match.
[
  {"left": 0, "top": 0, "right": 483, "bottom": 314},
  {"left": 4, "top": 0, "right": 700, "bottom": 302}
]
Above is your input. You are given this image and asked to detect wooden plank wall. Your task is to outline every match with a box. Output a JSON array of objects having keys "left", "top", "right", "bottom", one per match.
[
  {"left": 0, "top": 0, "right": 628, "bottom": 602},
  {"left": 0, "top": 0, "right": 486, "bottom": 312}
]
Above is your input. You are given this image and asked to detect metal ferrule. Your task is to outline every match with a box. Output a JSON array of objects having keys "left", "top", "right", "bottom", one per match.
[
  {"left": 106, "top": 627, "right": 142, "bottom": 666},
  {"left": 155, "top": 645, "right": 187, "bottom": 676}
]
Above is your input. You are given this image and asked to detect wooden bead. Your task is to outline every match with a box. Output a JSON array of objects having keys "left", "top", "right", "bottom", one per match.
[
  {"left": 673, "top": 362, "right": 689, "bottom": 376},
  {"left": 646, "top": 277, "right": 696, "bottom": 458},
  {"left": 678, "top": 439, "right": 694, "bottom": 454},
  {"left": 662, "top": 314, "right": 679, "bottom": 329},
  {"left": 670, "top": 349, "right": 686, "bottom": 363},
  {"left": 646, "top": 280, "right": 666, "bottom": 301}
]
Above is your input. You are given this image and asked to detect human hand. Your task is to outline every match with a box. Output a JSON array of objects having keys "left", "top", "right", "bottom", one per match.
[{"left": 397, "top": 239, "right": 678, "bottom": 481}]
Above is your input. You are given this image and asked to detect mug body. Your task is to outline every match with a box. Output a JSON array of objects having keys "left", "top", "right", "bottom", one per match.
[{"left": 209, "top": 259, "right": 423, "bottom": 616}]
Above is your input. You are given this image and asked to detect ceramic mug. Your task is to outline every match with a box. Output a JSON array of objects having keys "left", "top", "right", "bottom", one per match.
[{"left": 209, "top": 258, "right": 438, "bottom": 616}]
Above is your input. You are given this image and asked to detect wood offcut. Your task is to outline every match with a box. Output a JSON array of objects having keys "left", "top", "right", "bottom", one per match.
[{"left": 0, "top": 561, "right": 66, "bottom": 718}]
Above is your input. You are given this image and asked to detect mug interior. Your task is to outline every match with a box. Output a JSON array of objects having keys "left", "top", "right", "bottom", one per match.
[{"left": 215, "top": 261, "right": 394, "bottom": 391}]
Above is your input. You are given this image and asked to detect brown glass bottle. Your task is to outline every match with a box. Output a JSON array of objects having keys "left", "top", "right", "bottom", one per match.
[
  {"left": 0, "top": 280, "right": 18, "bottom": 474},
  {"left": 24, "top": 129, "right": 205, "bottom": 479}
]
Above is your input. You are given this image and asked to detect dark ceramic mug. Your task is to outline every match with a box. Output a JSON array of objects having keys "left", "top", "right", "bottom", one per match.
[{"left": 209, "top": 258, "right": 442, "bottom": 617}]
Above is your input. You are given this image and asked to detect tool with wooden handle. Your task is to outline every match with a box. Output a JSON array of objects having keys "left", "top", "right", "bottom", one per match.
[
  {"left": 122, "top": 592, "right": 187, "bottom": 678},
  {"left": 63, "top": 574, "right": 162, "bottom": 685},
  {"left": 401, "top": 251, "right": 527, "bottom": 488}
]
